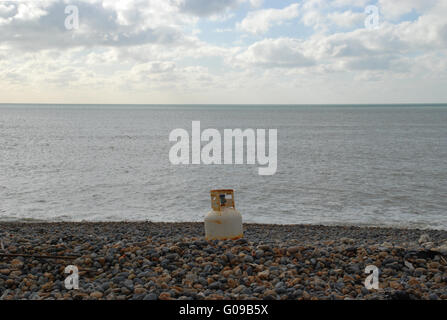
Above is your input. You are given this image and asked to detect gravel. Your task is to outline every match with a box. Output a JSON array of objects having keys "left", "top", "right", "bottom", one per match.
[{"left": 0, "top": 222, "right": 446, "bottom": 300}]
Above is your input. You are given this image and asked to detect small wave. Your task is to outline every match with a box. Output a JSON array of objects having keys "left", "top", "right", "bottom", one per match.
[{"left": 0, "top": 217, "right": 47, "bottom": 223}]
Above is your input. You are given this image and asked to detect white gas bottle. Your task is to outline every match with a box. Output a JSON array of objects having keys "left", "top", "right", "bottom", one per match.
[{"left": 205, "top": 189, "right": 243, "bottom": 241}]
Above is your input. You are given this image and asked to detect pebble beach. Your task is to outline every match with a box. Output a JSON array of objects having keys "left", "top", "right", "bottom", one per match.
[{"left": 1, "top": 222, "right": 447, "bottom": 300}]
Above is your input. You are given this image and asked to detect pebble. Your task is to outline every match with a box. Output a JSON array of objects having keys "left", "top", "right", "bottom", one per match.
[
  {"left": 159, "top": 292, "right": 171, "bottom": 300},
  {"left": 0, "top": 222, "right": 446, "bottom": 300},
  {"left": 143, "top": 293, "right": 157, "bottom": 300},
  {"left": 90, "top": 291, "right": 103, "bottom": 299},
  {"left": 418, "top": 234, "right": 431, "bottom": 244}
]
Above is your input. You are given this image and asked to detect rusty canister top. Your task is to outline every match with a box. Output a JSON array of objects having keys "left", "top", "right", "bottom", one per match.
[{"left": 210, "top": 189, "right": 235, "bottom": 211}]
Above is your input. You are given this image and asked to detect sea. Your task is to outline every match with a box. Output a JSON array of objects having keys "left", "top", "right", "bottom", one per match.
[{"left": 1, "top": 104, "right": 446, "bottom": 230}]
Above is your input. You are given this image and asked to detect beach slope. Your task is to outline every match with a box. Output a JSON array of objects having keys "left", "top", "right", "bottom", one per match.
[{"left": 0, "top": 222, "right": 446, "bottom": 300}]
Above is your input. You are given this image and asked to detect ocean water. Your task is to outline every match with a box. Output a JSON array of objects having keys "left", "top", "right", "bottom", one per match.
[{"left": 1, "top": 104, "right": 447, "bottom": 230}]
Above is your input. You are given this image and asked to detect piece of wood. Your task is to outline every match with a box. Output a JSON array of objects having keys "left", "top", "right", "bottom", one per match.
[{"left": 0, "top": 253, "right": 79, "bottom": 260}]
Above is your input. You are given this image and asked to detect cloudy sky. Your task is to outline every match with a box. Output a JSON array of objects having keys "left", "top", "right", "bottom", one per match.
[{"left": 0, "top": 0, "right": 446, "bottom": 104}]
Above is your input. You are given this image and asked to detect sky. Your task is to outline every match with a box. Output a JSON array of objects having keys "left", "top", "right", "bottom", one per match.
[{"left": 0, "top": 0, "right": 446, "bottom": 104}]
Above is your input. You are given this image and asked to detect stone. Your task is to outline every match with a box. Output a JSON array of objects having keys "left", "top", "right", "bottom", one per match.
[
  {"left": 389, "top": 281, "right": 402, "bottom": 290},
  {"left": 123, "top": 279, "right": 134, "bottom": 290},
  {"left": 90, "top": 291, "right": 103, "bottom": 299},
  {"left": 408, "top": 278, "right": 420, "bottom": 286},
  {"left": 10, "top": 259, "right": 24, "bottom": 269},
  {"left": 255, "top": 249, "right": 264, "bottom": 258},
  {"left": 404, "top": 260, "right": 414, "bottom": 270},
  {"left": 258, "top": 270, "right": 270, "bottom": 279},
  {"left": 134, "top": 287, "right": 147, "bottom": 294},
  {"left": 302, "top": 291, "right": 311, "bottom": 299},
  {"left": 244, "top": 255, "right": 254, "bottom": 263},
  {"left": 264, "top": 289, "right": 276, "bottom": 296},
  {"left": 427, "top": 262, "right": 440, "bottom": 269},
  {"left": 287, "top": 246, "right": 300, "bottom": 254},
  {"left": 233, "top": 285, "right": 246, "bottom": 293},
  {"left": 414, "top": 268, "right": 426, "bottom": 276},
  {"left": 418, "top": 234, "right": 430, "bottom": 245},
  {"left": 422, "top": 242, "right": 434, "bottom": 249},
  {"left": 209, "top": 282, "right": 221, "bottom": 290},
  {"left": 340, "top": 238, "right": 355, "bottom": 245},
  {"left": 41, "top": 281, "right": 54, "bottom": 291},
  {"left": 433, "top": 244, "right": 447, "bottom": 255},
  {"left": 159, "top": 292, "right": 171, "bottom": 300},
  {"left": 143, "top": 293, "right": 157, "bottom": 300}
]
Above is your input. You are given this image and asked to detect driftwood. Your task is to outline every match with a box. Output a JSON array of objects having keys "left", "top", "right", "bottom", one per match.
[
  {"left": 0, "top": 253, "right": 80, "bottom": 260},
  {"left": 404, "top": 249, "right": 446, "bottom": 260},
  {"left": 0, "top": 253, "right": 98, "bottom": 273}
]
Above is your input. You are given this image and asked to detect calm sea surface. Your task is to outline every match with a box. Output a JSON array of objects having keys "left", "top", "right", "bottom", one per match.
[{"left": 1, "top": 104, "right": 446, "bottom": 230}]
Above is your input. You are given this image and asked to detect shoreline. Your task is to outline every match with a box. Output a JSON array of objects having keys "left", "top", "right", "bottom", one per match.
[
  {"left": 1, "top": 220, "right": 446, "bottom": 231},
  {"left": 1, "top": 222, "right": 446, "bottom": 300}
]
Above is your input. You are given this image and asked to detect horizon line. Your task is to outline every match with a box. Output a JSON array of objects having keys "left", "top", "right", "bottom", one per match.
[{"left": 1, "top": 102, "right": 447, "bottom": 106}]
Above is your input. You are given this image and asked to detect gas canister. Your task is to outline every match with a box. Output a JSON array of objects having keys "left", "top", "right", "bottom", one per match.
[{"left": 204, "top": 189, "right": 243, "bottom": 241}]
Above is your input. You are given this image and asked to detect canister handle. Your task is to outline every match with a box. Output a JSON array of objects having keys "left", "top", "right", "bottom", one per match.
[{"left": 210, "top": 189, "right": 235, "bottom": 211}]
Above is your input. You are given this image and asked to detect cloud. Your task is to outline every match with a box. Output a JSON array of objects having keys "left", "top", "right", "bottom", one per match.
[
  {"left": 249, "top": 0, "right": 263, "bottom": 9},
  {"left": 0, "top": 0, "right": 446, "bottom": 104},
  {"left": 132, "top": 61, "right": 176, "bottom": 75},
  {"left": 0, "top": 0, "right": 197, "bottom": 51},
  {"left": 299, "top": 0, "right": 328, "bottom": 30},
  {"left": 298, "top": 0, "right": 369, "bottom": 31},
  {"left": 0, "top": 1, "right": 50, "bottom": 26},
  {"left": 331, "top": 0, "right": 370, "bottom": 8},
  {"left": 176, "top": 0, "right": 241, "bottom": 17},
  {"left": 378, "top": 0, "right": 437, "bottom": 20},
  {"left": 237, "top": 3, "right": 299, "bottom": 35},
  {"left": 299, "top": 0, "right": 367, "bottom": 31},
  {"left": 327, "top": 10, "right": 364, "bottom": 28},
  {"left": 233, "top": 38, "right": 315, "bottom": 68}
]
